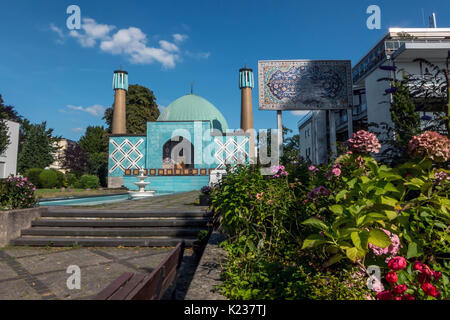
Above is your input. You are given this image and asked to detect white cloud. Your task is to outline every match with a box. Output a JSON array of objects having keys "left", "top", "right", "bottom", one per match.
[
  {"left": 67, "top": 105, "right": 84, "bottom": 111},
  {"left": 100, "top": 27, "right": 179, "bottom": 68},
  {"left": 52, "top": 18, "right": 205, "bottom": 69},
  {"left": 159, "top": 40, "right": 179, "bottom": 52},
  {"left": 173, "top": 33, "right": 188, "bottom": 43},
  {"left": 85, "top": 104, "right": 106, "bottom": 116},
  {"left": 50, "top": 23, "right": 64, "bottom": 43},
  {"left": 290, "top": 110, "right": 310, "bottom": 116},
  {"left": 71, "top": 128, "right": 84, "bottom": 133},
  {"left": 69, "top": 18, "right": 115, "bottom": 47},
  {"left": 66, "top": 104, "right": 105, "bottom": 117},
  {"left": 185, "top": 50, "right": 211, "bottom": 59}
]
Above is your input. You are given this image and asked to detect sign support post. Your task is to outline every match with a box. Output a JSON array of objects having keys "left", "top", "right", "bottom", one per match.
[
  {"left": 277, "top": 110, "right": 283, "bottom": 163},
  {"left": 328, "top": 110, "right": 337, "bottom": 159},
  {"left": 347, "top": 108, "right": 353, "bottom": 139}
]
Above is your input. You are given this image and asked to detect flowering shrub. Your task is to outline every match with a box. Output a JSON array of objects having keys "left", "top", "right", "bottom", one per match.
[
  {"left": 408, "top": 131, "right": 450, "bottom": 162},
  {"left": 375, "top": 258, "right": 443, "bottom": 300},
  {"left": 212, "top": 130, "right": 449, "bottom": 300},
  {"left": 0, "top": 175, "right": 38, "bottom": 210},
  {"left": 271, "top": 165, "right": 288, "bottom": 178},
  {"left": 347, "top": 130, "right": 381, "bottom": 154}
]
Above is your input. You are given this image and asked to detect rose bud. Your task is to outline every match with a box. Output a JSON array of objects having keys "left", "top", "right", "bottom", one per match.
[{"left": 386, "top": 271, "right": 398, "bottom": 284}]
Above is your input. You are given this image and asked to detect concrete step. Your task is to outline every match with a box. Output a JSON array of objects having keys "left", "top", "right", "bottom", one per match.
[
  {"left": 43, "top": 209, "right": 212, "bottom": 218},
  {"left": 21, "top": 227, "right": 205, "bottom": 237},
  {"left": 11, "top": 237, "right": 196, "bottom": 247},
  {"left": 32, "top": 218, "right": 210, "bottom": 228}
]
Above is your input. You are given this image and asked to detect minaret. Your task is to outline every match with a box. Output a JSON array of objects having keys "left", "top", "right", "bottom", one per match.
[
  {"left": 239, "top": 66, "right": 255, "bottom": 162},
  {"left": 239, "top": 66, "right": 254, "bottom": 131},
  {"left": 112, "top": 68, "right": 128, "bottom": 134}
]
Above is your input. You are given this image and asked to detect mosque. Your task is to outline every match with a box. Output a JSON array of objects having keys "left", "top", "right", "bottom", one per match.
[{"left": 107, "top": 67, "right": 255, "bottom": 194}]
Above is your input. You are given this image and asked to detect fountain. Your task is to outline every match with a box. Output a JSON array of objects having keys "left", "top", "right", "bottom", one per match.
[{"left": 128, "top": 168, "right": 155, "bottom": 199}]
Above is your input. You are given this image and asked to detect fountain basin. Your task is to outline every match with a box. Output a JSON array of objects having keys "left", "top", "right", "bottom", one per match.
[{"left": 128, "top": 190, "right": 155, "bottom": 199}]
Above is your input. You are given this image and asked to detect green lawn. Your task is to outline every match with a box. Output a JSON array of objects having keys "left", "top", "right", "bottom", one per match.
[{"left": 35, "top": 188, "right": 127, "bottom": 199}]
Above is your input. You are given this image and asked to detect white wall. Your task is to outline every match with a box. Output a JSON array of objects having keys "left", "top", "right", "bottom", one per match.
[{"left": 0, "top": 120, "right": 19, "bottom": 178}]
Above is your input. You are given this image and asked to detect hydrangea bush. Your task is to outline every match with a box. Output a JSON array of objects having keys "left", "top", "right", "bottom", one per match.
[{"left": 408, "top": 131, "right": 450, "bottom": 162}]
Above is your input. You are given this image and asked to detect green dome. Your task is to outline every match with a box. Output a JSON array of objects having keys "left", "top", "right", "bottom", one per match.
[{"left": 157, "top": 94, "right": 229, "bottom": 132}]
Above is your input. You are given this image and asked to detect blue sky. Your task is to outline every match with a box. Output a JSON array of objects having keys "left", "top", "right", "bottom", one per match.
[{"left": 1, "top": 0, "right": 449, "bottom": 140}]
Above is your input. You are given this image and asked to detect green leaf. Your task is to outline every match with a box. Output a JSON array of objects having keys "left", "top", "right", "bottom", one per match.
[
  {"left": 380, "top": 196, "right": 398, "bottom": 207},
  {"left": 345, "top": 247, "right": 365, "bottom": 262},
  {"left": 302, "top": 218, "right": 328, "bottom": 231},
  {"left": 335, "top": 190, "right": 348, "bottom": 201},
  {"left": 323, "top": 254, "right": 344, "bottom": 268},
  {"left": 407, "top": 242, "right": 423, "bottom": 259},
  {"left": 351, "top": 231, "right": 369, "bottom": 251},
  {"left": 384, "top": 210, "right": 398, "bottom": 221},
  {"left": 368, "top": 229, "right": 391, "bottom": 248},
  {"left": 329, "top": 205, "right": 343, "bottom": 215},
  {"left": 384, "top": 183, "right": 400, "bottom": 193},
  {"left": 301, "top": 234, "right": 327, "bottom": 249}
]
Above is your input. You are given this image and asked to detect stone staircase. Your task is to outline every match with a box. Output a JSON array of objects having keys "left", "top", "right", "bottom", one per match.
[{"left": 11, "top": 208, "right": 212, "bottom": 247}]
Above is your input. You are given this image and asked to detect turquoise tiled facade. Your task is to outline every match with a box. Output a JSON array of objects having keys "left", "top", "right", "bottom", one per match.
[{"left": 108, "top": 119, "right": 249, "bottom": 194}]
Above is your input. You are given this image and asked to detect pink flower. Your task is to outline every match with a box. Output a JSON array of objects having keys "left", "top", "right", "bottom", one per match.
[
  {"left": 393, "top": 284, "right": 407, "bottom": 294},
  {"left": 347, "top": 130, "right": 381, "bottom": 154},
  {"left": 388, "top": 257, "right": 407, "bottom": 271},
  {"left": 308, "top": 165, "right": 316, "bottom": 171},
  {"left": 331, "top": 167, "right": 341, "bottom": 177},
  {"left": 408, "top": 131, "right": 450, "bottom": 162},
  {"left": 369, "top": 229, "right": 401, "bottom": 258}
]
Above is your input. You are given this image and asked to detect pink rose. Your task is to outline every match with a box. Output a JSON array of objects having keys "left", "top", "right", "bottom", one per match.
[
  {"left": 392, "top": 284, "right": 407, "bottom": 294},
  {"left": 388, "top": 257, "right": 407, "bottom": 271}
]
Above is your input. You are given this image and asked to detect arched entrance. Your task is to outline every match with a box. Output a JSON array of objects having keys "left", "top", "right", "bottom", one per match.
[{"left": 162, "top": 136, "right": 194, "bottom": 169}]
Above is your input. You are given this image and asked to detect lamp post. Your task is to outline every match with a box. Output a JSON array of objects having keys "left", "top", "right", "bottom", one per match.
[{"left": 445, "top": 50, "right": 450, "bottom": 137}]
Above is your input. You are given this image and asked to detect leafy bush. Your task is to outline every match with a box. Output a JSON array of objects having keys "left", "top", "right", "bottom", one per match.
[
  {"left": 80, "top": 174, "right": 100, "bottom": 189},
  {"left": 24, "top": 168, "right": 43, "bottom": 188},
  {"left": 52, "top": 169, "right": 64, "bottom": 188},
  {"left": 64, "top": 172, "right": 79, "bottom": 188},
  {"left": 212, "top": 131, "right": 449, "bottom": 300},
  {"left": 39, "top": 169, "right": 59, "bottom": 188},
  {"left": 0, "top": 176, "right": 38, "bottom": 210}
]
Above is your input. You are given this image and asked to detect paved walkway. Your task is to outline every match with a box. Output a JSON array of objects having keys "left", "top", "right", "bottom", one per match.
[
  {"left": 76, "top": 190, "right": 201, "bottom": 210},
  {"left": 0, "top": 191, "right": 204, "bottom": 300}
]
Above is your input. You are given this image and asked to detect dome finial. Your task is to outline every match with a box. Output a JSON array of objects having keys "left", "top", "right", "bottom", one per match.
[{"left": 190, "top": 81, "right": 195, "bottom": 94}]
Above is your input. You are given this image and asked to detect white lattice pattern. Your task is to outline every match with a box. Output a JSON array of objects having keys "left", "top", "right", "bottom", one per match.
[
  {"left": 109, "top": 138, "right": 145, "bottom": 173},
  {"left": 213, "top": 137, "right": 249, "bottom": 170}
]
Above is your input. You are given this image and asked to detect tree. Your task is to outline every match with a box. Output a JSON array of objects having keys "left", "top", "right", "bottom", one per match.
[
  {"left": 0, "top": 94, "right": 22, "bottom": 123},
  {"left": 17, "top": 122, "right": 60, "bottom": 173},
  {"left": 79, "top": 126, "right": 108, "bottom": 154},
  {"left": 390, "top": 74, "right": 421, "bottom": 147},
  {"left": 61, "top": 143, "right": 89, "bottom": 173},
  {"left": 79, "top": 126, "right": 109, "bottom": 187},
  {"left": 103, "top": 84, "right": 160, "bottom": 134}
]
